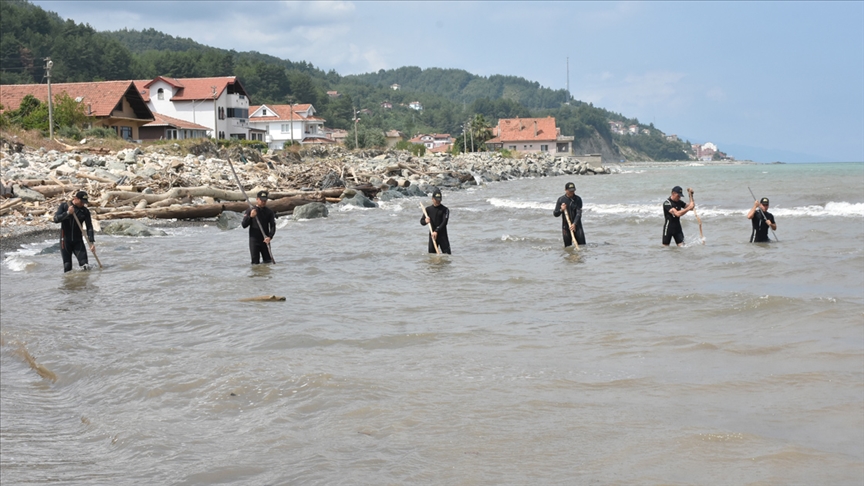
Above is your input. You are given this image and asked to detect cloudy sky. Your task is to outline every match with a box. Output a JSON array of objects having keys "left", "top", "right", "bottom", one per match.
[{"left": 32, "top": 1, "right": 864, "bottom": 162}]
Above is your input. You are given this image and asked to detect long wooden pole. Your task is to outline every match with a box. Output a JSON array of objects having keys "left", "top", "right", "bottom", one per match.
[
  {"left": 70, "top": 208, "right": 102, "bottom": 269},
  {"left": 687, "top": 187, "right": 705, "bottom": 244},
  {"left": 563, "top": 205, "right": 579, "bottom": 249},
  {"left": 748, "top": 186, "right": 779, "bottom": 242},
  {"left": 419, "top": 202, "right": 441, "bottom": 254},
  {"left": 226, "top": 156, "right": 275, "bottom": 263}
]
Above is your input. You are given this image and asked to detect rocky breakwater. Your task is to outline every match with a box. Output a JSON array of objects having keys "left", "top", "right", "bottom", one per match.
[{"left": 0, "top": 139, "right": 613, "bottom": 237}]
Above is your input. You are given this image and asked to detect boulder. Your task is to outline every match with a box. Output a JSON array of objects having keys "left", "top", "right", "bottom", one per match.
[
  {"left": 293, "top": 202, "right": 329, "bottom": 220},
  {"left": 378, "top": 189, "right": 405, "bottom": 201},
  {"left": 216, "top": 210, "right": 243, "bottom": 230},
  {"left": 12, "top": 184, "right": 46, "bottom": 202},
  {"left": 101, "top": 220, "right": 167, "bottom": 237},
  {"left": 339, "top": 193, "right": 378, "bottom": 208}
]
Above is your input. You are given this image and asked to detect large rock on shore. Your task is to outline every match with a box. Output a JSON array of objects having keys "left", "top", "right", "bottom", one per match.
[
  {"left": 339, "top": 192, "right": 378, "bottom": 208},
  {"left": 216, "top": 211, "right": 243, "bottom": 230},
  {"left": 293, "top": 202, "right": 328, "bottom": 220},
  {"left": 101, "top": 220, "right": 167, "bottom": 237},
  {"left": 12, "top": 184, "right": 45, "bottom": 202}
]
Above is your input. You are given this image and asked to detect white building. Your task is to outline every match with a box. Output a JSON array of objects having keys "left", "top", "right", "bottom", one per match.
[
  {"left": 247, "top": 104, "right": 331, "bottom": 150},
  {"left": 136, "top": 76, "right": 252, "bottom": 140},
  {"left": 409, "top": 101, "right": 423, "bottom": 111}
]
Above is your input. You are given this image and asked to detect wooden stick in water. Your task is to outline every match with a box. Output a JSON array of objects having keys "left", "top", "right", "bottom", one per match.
[
  {"left": 687, "top": 187, "right": 705, "bottom": 244},
  {"left": 563, "top": 207, "right": 579, "bottom": 249},
  {"left": 419, "top": 202, "right": 441, "bottom": 254}
]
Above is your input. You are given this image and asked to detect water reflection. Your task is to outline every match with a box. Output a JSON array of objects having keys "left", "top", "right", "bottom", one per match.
[{"left": 59, "top": 269, "right": 96, "bottom": 292}]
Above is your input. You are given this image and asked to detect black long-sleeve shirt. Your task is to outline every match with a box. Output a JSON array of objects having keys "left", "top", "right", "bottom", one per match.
[
  {"left": 242, "top": 205, "right": 276, "bottom": 241},
  {"left": 553, "top": 194, "right": 583, "bottom": 228},
  {"left": 420, "top": 204, "right": 450, "bottom": 254},
  {"left": 53, "top": 201, "right": 94, "bottom": 244}
]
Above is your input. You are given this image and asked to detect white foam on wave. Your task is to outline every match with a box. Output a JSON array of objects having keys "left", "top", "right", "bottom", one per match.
[
  {"left": 3, "top": 245, "right": 42, "bottom": 272},
  {"left": 774, "top": 202, "right": 864, "bottom": 218},
  {"left": 488, "top": 198, "right": 552, "bottom": 211}
]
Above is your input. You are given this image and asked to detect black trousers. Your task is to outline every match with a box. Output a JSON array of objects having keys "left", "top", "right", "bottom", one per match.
[
  {"left": 61, "top": 238, "right": 88, "bottom": 272},
  {"left": 562, "top": 226, "right": 586, "bottom": 247},
  {"left": 249, "top": 237, "right": 272, "bottom": 264}
]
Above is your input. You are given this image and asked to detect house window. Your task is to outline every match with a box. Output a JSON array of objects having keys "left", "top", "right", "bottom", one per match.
[
  {"left": 540, "top": 145, "right": 549, "bottom": 152},
  {"left": 226, "top": 108, "right": 248, "bottom": 119},
  {"left": 509, "top": 145, "right": 516, "bottom": 150},
  {"left": 120, "top": 126, "right": 132, "bottom": 140},
  {"left": 281, "top": 124, "right": 289, "bottom": 133},
  {"left": 168, "top": 129, "right": 177, "bottom": 140},
  {"left": 157, "top": 88, "right": 164, "bottom": 100}
]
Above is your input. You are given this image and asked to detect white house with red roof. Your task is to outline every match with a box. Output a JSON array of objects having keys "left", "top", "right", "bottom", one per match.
[
  {"left": 485, "top": 117, "right": 573, "bottom": 154},
  {"left": 135, "top": 76, "right": 251, "bottom": 140},
  {"left": 246, "top": 103, "right": 332, "bottom": 149},
  {"left": 409, "top": 133, "right": 452, "bottom": 150}
]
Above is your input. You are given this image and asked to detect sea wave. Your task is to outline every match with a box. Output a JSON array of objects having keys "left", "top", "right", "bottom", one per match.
[
  {"left": 487, "top": 199, "right": 864, "bottom": 218},
  {"left": 488, "top": 198, "right": 552, "bottom": 211}
]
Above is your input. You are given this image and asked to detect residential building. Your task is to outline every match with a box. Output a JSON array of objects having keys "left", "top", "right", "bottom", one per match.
[
  {"left": 628, "top": 125, "right": 638, "bottom": 134},
  {"left": 384, "top": 130, "right": 405, "bottom": 148},
  {"left": 693, "top": 142, "right": 718, "bottom": 161},
  {"left": 485, "top": 117, "right": 573, "bottom": 154},
  {"left": 380, "top": 101, "right": 393, "bottom": 109},
  {"left": 136, "top": 76, "right": 251, "bottom": 140},
  {"left": 409, "top": 133, "right": 452, "bottom": 150},
  {"left": 409, "top": 101, "right": 423, "bottom": 111},
  {"left": 0, "top": 80, "right": 154, "bottom": 140},
  {"left": 666, "top": 134, "right": 678, "bottom": 142},
  {"left": 390, "top": 83, "right": 401, "bottom": 90},
  {"left": 326, "top": 91, "right": 341, "bottom": 98},
  {"left": 140, "top": 113, "right": 210, "bottom": 141},
  {"left": 246, "top": 103, "right": 331, "bottom": 150},
  {"left": 609, "top": 121, "right": 625, "bottom": 135}
]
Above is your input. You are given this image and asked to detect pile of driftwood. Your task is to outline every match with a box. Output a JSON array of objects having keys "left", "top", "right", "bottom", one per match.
[{"left": 0, "top": 174, "right": 381, "bottom": 222}]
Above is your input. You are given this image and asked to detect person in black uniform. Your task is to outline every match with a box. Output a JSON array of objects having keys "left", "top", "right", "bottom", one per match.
[
  {"left": 662, "top": 185, "right": 694, "bottom": 247},
  {"left": 53, "top": 190, "right": 95, "bottom": 272},
  {"left": 747, "top": 196, "right": 777, "bottom": 242},
  {"left": 553, "top": 181, "right": 586, "bottom": 247},
  {"left": 420, "top": 187, "right": 451, "bottom": 254},
  {"left": 242, "top": 190, "right": 276, "bottom": 264}
]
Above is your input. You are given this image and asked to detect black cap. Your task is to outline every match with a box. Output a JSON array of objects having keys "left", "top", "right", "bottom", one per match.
[
  {"left": 565, "top": 182, "right": 575, "bottom": 191},
  {"left": 760, "top": 197, "right": 769, "bottom": 205},
  {"left": 672, "top": 186, "right": 683, "bottom": 195},
  {"left": 257, "top": 190, "right": 269, "bottom": 199},
  {"left": 432, "top": 187, "right": 442, "bottom": 200},
  {"left": 74, "top": 191, "right": 88, "bottom": 202}
]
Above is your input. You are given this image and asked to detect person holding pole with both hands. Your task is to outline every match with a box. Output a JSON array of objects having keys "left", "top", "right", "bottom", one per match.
[
  {"left": 242, "top": 190, "right": 276, "bottom": 264},
  {"left": 662, "top": 185, "right": 694, "bottom": 247},
  {"left": 553, "top": 182, "right": 585, "bottom": 248},
  {"left": 420, "top": 187, "right": 451, "bottom": 254},
  {"left": 53, "top": 190, "right": 96, "bottom": 272},
  {"left": 747, "top": 196, "right": 777, "bottom": 243}
]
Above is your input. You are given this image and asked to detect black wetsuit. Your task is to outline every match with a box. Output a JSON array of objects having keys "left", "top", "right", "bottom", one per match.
[
  {"left": 53, "top": 201, "right": 94, "bottom": 272},
  {"left": 662, "top": 197, "right": 686, "bottom": 245},
  {"left": 750, "top": 209, "right": 775, "bottom": 243},
  {"left": 420, "top": 204, "right": 451, "bottom": 254},
  {"left": 242, "top": 205, "right": 276, "bottom": 264},
  {"left": 553, "top": 194, "right": 585, "bottom": 247}
]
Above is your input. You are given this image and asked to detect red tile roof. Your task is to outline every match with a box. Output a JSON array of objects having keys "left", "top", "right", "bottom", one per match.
[
  {"left": 489, "top": 117, "right": 560, "bottom": 143},
  {"left": 143, "top": 112, "right": 210, "bottom": 130},
  {"left": 136, "top": 76, "right": 245, "bottom": 102},
  {"left": 249, "top": 104, "right": 319, "bottom": 121},
  {"left": 0, "top": 81, "right": 151, "bottom": 118}
]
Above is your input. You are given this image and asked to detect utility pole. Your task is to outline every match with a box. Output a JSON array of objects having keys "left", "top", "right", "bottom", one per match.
[
  {"left": 211, "top": 86, "right": 217, "bottom": 139},
  {"left": 470, "top": 116, "right": 475, "bottom": 152},
  {"left": 289, "top": 102, "right": 294, "bottom": 146},
  {"left": 45, "top": 58, "right": 54, "bottom": 140},
  {"left": 566, "top": 56, "right": 570, "bottom": 102},
  {"left": 353, "top": 105, "right": 359, "bottom": 149}
]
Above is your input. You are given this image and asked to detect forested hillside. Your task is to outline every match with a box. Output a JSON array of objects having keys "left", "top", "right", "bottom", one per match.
[{"left": 0, "top": 0, "right": 694, "bottom": 161}]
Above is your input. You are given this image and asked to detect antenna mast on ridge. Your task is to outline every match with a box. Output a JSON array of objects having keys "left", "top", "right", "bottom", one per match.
[{"left": 566, "top": 56, "right": 570, "bottom": 104}]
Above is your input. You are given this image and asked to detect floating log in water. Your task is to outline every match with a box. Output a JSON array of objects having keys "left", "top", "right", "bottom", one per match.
[
  {"left": 239, "top": 295, "right": 286, "bottom": 302},
  {"left": 13, "top": 343, "right": 57, "bottom": 382}
]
